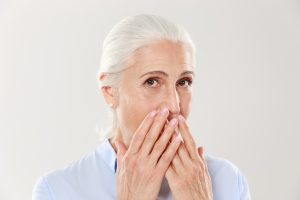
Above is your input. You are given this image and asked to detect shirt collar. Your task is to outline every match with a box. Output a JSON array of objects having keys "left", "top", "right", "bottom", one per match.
[{"left": 97, "top": 137, "right": 118, "bottom": 174}]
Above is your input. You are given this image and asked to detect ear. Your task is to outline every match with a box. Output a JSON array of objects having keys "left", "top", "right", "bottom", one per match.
[{"left": 101, "top": 86, "right": 118, "bottom": 108}]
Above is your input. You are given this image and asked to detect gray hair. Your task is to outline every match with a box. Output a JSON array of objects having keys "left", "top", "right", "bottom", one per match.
[{"left": 97, "top": 14, "right": 196, "bottom": 138}]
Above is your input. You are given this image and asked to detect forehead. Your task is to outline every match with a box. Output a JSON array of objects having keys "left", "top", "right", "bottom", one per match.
[{"left": 125, "top": 40, "right": 194, "bottom": 74}]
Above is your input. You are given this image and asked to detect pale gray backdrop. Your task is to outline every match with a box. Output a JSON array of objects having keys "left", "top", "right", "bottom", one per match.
[{"left": 0, "top": 0, "right": 299, "bottom": 199}]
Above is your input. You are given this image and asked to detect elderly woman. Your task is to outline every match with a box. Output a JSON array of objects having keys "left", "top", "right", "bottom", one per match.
[{"left": 33, "top": 14, "right": 251, "bottom": 200}]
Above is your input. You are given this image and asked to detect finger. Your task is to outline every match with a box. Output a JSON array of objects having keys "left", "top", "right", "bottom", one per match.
[
  {"left": 198, "top": 148, "right": 213, "bottom": 197},
  {"left": 140, "top": 108, "right": 169, "bottom": 156},
  {"left": 177, "top": 141, "right": 193, "bottom": 168},
  {"left": 115, "top": 140, "right": 127, "bottom": 173},
  {"left": 168, "top": 133, "right": 187, "bottom": 174},
  {"left": 165, "top": 164, "right": 177, "bottom": 181},
  {"left": 178, "top": 115, "right": 198, "bottom": 159},
  {"left": 150, "top": 118, "right": 178, "bottom": 162},
  {"left": 198, "top": 147, "right": 210, "bottom": 178},
  {"left": 197, "top": 146, "right": 204, "bottom": 158},
  {"left": 170, "top": 150, "right": 185, "bottom": 175},
  {"left": 127, "top": 110, "right": 157, "bottom": 154},
  {"left": 196, "top": 146, "right": 210, "bottom": 181},
  {"left": 156, "top": 134, "right": 181, "bottom": 173}
]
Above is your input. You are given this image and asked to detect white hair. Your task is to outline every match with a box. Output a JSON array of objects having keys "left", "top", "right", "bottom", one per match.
[{"left": 97, "top": 14, "right": 196, "bottom": 139}]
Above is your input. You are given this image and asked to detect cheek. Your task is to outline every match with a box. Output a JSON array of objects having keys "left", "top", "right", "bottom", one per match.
[
  {"left": 179, "top": 92, "right": 192, "bottom": 118},
  {"left": 117, "top": 89, "right": 158, "bottom": 135}
]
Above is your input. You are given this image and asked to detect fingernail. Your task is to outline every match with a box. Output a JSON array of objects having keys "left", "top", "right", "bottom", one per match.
[
  {"left": 175, "top": 135, "right": 182, "bottom": 143},
  {"left": 175, "top": 132, "right": 184, "bottom": 143},
  {"left": 169, "top": 118, "right": 178, "bottom": 126},
  {"left": 179, "top": 133, "right": 183, "bottom": 141},
  {"left": 149, "top": 110, "right": 157, "bottom": 118},
  {"left": 178, "top": 115, "right": 185, "bottom": 123},
  {"left": 160, "top": 108, "right": 169, "bottom": 116}
]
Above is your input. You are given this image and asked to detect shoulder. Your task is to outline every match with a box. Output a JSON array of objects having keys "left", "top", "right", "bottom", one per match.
[
  {"left": 44, "top": 146, "right": 102, "bottom": 182},
  {"left": 32, "top": 175, "right": 53, "bottom": 200},
  {"left": 32, "top": 139, "right": 115, "bottom": 199},
  {"left": 204, "top": 154, "right": 239, "bottom": 175},
  {"left": 32, "top": 150, "right": 98, "bottom": 199},
  {"left": 204, "top": 154, "right": 251, "bottom": 200}
]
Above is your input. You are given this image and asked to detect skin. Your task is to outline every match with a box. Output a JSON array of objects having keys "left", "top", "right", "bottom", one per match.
[{"left": 101, "top": 40, "right": 213, "bottom": 200}]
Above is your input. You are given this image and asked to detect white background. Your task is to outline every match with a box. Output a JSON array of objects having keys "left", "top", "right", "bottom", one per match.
[{"left": 1, "top": 0, "right": 299, "bottom": 199}]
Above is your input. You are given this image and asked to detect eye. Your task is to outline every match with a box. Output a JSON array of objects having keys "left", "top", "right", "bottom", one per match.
[
  {"left": 177, "top": 78, "right": 193, "bottom": 88},
  {"left": 144, "top": 78, "right": 160, "bottom": 88}
]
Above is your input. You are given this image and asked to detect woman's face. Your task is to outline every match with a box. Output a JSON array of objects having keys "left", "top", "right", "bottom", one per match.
[{"left": 116, "top": 40, "right": 194, "bottom": 144}]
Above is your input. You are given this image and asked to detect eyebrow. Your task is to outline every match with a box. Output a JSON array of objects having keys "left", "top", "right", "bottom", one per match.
[{"left": 139, "top": 70, "right": 194, "bottom": 78}]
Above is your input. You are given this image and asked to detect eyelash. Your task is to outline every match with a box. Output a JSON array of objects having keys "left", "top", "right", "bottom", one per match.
[
  {"left": 144, "top": 77, "right": 193, "bottom": 88},
  {"left": 144, "top": 78, "right": 160, "bottom": 87},
  {"left": 178, "top": 78, "right": 193, "bottom": 87}
]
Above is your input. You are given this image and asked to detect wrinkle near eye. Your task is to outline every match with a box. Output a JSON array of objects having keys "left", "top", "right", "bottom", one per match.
[
  {"left": 177, "top": 77, "right": 193, "bottom": 88},
  {"left": 145, "top": 78, "right": 159, "bottom": 87}
]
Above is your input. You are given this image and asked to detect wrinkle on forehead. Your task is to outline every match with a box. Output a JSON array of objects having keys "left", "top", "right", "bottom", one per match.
[{"left": 123, "top": 40, "right": 194, "bottom": 76}]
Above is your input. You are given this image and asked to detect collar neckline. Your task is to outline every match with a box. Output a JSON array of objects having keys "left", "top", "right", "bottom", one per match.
[{"left": 98, "top": 137, "right": 117, "bottom": 174}]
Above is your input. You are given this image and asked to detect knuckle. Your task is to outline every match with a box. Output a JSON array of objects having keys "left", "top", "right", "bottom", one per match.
[
  {"left": 134, "top": 132, "right": 144, "bottom": 143},
  {"left": 152, "top": 117, "right": 161, "bottom": 126},
  {"left": 161, "top": 153, "right": 171, "bottom": 163},
  {"left": 190, "top": 164, "right": 200, "bottom": 177},
  {"left": 190, "top": 140, "right": 197, "bottom": 148},
  {"left": 129, "top": 159, "right": 138, "bottom": 172},
  {"left": 122, "top": 155, "right": 130, "bottom": 165},
  {"left": 200, "top": 161, "right": 206, "bottom": 171},
  {"left": 135, "top": 154, "right": 145, "bottom": 166},
  {"left": 144, "top": 135, "right": 155, "bottom": 144},
  {"left": 164, "top": 126, "right": 175, "bottom": 137},
  {"left": 153, "top": 142, "right": 165, "bottom": 154},
  {"left": 183, "top": 122, "right": 190, "bottom": 131},
  {"left": 123, "top": 155, "right": 137, "bottom": 170},
  {"left": 206, "top": 172, "right": 212, "bottom": 182},
  {"left": 153, "top": 116, "right": 165, "bottom": 128}
]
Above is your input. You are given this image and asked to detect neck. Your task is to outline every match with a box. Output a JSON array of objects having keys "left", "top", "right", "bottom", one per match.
[{"left": 108, "top": 127, "right": 129, "bottom": 153}]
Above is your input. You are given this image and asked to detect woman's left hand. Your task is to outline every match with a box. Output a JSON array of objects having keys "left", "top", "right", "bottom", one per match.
[{"left": 165, "top": 115, "right": 213, "bottom": 200}]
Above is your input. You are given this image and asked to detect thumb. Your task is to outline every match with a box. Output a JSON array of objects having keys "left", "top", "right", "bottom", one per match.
[
  {"left": 115, "top": 140, "right": 127, "bottom": 173},
  {"left": 197, "top": 146, "right": 204, "bottom": 158}
]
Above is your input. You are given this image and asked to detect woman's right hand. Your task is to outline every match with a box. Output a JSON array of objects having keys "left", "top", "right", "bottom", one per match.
[{"left": 115, "top": 108, "right": 181, "bottom": 200}]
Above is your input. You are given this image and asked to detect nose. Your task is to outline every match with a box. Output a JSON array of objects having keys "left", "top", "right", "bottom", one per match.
[{"left": 161, "top": 86, "right": 180, "bottom": 120}]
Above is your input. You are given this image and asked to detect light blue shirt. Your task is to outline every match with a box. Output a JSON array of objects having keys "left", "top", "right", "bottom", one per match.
[{"left": 32, "top": 138, "right": 251, "bottom": 200}]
